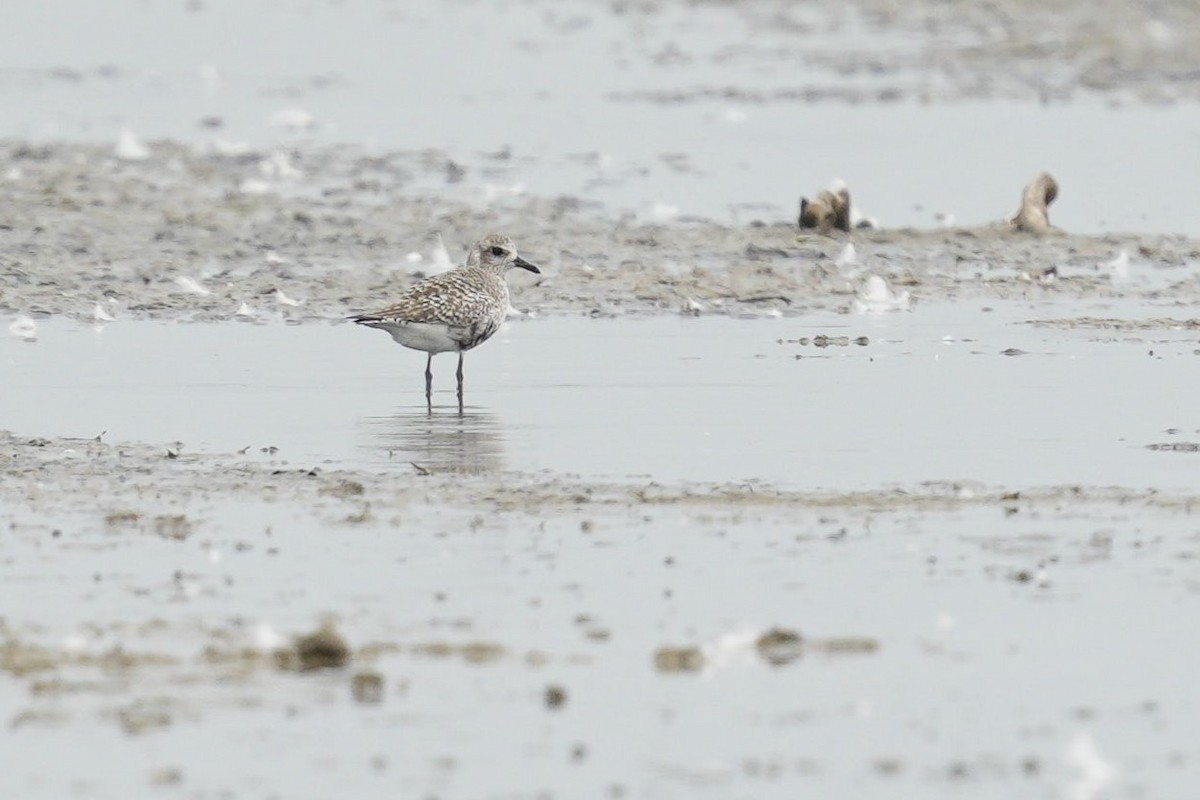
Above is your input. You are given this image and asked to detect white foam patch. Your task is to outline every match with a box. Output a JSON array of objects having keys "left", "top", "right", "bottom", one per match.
[
  {"left": 60, "top": 634, "right": 88, "bottom": 653},
  {"left": 252, "top": 622, "right": 285, "bottom": 650},
  {"left": 8, "top": 315, "right": 37, "bottom": 341},
  {"left": 260, "top": 151, "right": 302, "bottom": 180},
  {"left": 210, "top": 137, "right": 250, "bottom": 157},
  {"left": 174, "top": 276, "right": 212, "bottom": 296},
  {"left": 699, "top": 628, "right": 760, "bottom": 677},
  {"left": 648, "top": 201, "right": 679, "bottom": 222},
  {"left": 835, "top": 242, "right": 858, "bottom": 268},
  {"left": 482, "top": 182, "right": 527, "bottom": 201},
  {"left": 269, "top": 107, "right": 316, "bottom": 129},
  {"left": 854, "top": 275, "right": 911, "bottom": 313},
  {"left": 1066, "top": 734, "right": 1116, "bottom": 800},
  {"left": 238, "top": 179, "right": 272, "bottom": 195},
  {"left": 1103, "top": 250, "right": 1131, "bottom": 284},
  {"left": 115, "top": 129, "right": 150, "bottom": 161}
]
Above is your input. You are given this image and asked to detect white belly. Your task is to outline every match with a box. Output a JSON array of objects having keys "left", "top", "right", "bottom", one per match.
[{"left": 368, "top": 320, "right": 461, "bottom": 354}]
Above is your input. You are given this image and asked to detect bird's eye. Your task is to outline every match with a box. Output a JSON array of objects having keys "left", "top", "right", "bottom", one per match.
[{"left": 490, "top": 246, "right": 505, "bottom": 257}]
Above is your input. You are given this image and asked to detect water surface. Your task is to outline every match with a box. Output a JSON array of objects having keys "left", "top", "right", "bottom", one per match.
[{"left": 4, "top": 302, "right": 1200, "bottom": 489}]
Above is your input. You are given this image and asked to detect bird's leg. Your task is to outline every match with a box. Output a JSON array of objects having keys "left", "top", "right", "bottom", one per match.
[
  {"left": 425, "top": 354, "right": 433, "bottom": 407},
  {"left": 455, "top": 352, "right": 464, "bottom": 409}
]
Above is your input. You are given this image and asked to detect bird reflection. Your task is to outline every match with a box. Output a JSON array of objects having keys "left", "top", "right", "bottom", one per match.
[{"left": 358, "top": 405, "right": 505, "bottom": 473}]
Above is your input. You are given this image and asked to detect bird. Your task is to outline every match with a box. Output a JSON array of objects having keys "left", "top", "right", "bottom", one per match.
[{"left": 350, "top": 233, "right": 540, "bottom": 406}]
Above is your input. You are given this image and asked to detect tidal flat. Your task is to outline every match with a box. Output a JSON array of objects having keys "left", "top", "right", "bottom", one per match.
[{"left": 5, "top": 0, "right": 1200, "bottom": 796}]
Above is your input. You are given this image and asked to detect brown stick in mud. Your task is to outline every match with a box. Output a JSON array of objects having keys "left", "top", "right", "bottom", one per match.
[
  {"left": 799, "top": 185, "right": 852, "bottom": 234},
  {"left": 1010, "top": 172, "right": 1059, "bottom": 233}
]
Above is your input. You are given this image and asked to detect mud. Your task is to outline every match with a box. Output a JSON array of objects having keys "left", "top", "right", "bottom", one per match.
[
  {"left": 5, "top": 390, "right": 1200, "bottom": 795},
  {"left": 3, "top": 142, "right": 1200, "bottom": 325},
  {"left": 613, "top": 0, "right": 1200, "bottom": 104},
  {"left": 10, "top": 429, "right": 1185, "bottom": 518},
  {"left": 5, "top": 0, "right": 1200, "bottom": 795}
]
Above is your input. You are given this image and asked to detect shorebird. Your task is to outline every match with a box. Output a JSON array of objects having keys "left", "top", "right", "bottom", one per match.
[{"left": 350, "top": 233, "right": 540, "bottom": 405}]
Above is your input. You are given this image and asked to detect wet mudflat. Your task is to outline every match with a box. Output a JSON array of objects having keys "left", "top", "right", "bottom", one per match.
[
  {"left": 2, "top": 438, "right": 1200, "bottom": 798},
  {"left": 5, "top": 0, "right": 1200, "bottom": 796},
  {"left": 6, "top": 0, "right": 1200, "bottom": 234},
  {"left": 4, "top": 303, "right": 1200, "bottom": 798}
]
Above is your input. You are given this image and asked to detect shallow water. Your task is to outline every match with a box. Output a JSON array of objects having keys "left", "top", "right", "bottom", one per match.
[{"left": 5, "top": 301, "right": 1200, "bottom": 488}]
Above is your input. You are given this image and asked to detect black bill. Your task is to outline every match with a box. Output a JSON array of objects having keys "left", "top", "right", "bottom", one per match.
[{"left": 514, "top": 255, "right": 541, "bottom": 274}]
